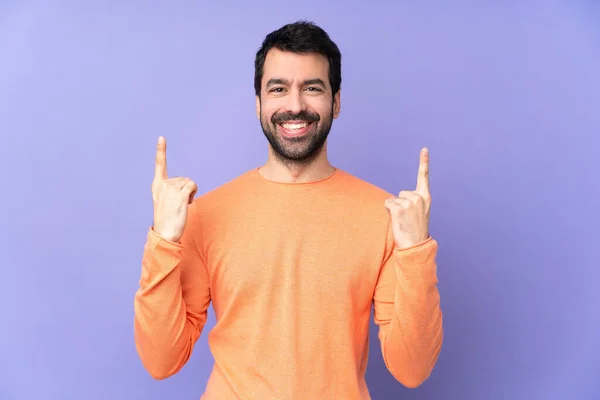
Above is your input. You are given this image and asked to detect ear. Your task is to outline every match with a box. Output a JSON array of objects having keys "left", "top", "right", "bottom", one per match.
[
  {"left": 333, "top": 90, "right": 341, "bottom": 119},
  {"left": 255, "top": 96, "right": 261, "bottom": 119}
]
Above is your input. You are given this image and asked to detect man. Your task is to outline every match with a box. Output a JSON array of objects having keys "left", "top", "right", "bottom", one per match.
[{"left": 134, "top": 21, "right": 443, "bottom": 399}]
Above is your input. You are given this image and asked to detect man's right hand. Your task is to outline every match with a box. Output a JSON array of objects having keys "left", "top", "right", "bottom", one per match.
[{"left": 151, "top": 136, "right": 198, "bottom": 243}]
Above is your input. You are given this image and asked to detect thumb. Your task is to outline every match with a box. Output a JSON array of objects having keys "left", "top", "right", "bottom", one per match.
[{"left": 182, "top": 180, "right": 198, "bottom": 204}]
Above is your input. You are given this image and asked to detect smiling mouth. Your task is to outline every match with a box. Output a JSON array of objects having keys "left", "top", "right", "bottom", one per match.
[{"left": 278, "top": 121, "right": 314, "bottom": 137}]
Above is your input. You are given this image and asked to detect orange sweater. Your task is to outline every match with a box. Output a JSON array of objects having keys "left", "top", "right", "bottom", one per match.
[{"left": 134, "top": 168, "right": 443, "bottom": 399}]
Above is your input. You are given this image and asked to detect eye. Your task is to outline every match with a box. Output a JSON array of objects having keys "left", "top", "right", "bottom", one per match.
[
  {"left": 305, "top": 86, "right": 322, "bottom": 92},
  {"left": 269, "top": 87, "right": 285, "bottom": 93}
]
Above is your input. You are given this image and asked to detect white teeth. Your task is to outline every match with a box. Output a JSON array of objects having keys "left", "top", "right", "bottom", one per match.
[{"left": 282, "top": 122, "right": 309, "bottom": 130}]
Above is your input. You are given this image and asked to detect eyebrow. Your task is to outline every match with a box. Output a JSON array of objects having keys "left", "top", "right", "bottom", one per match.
[{"left": 265, "top": 78, "right": 327, "bottom": 88}]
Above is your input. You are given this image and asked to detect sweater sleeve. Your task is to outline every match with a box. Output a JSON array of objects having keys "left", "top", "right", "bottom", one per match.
[
  {"left": 133, "top": 206, "right": 211, "bottom": 380},
  {"left": 372, "top": 223, "right": 443, "bottom": 388}
]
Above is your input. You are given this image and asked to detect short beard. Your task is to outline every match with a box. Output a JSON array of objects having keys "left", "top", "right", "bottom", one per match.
[{"left": 260, "top": 106, "right": 333, "bottom": 167}]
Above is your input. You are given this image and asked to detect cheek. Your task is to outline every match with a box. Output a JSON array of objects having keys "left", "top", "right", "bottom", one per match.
[
  {"left": 259, "top": 102, "right": 278, "bottom": 120},
  {"left": 258, "top": 107, "right": 272, "bottom": 122},
  {"left": 262, "top": 111, "right": 275, "bottom": 125},
  {"left": 311, "top": 98, "right": 334, "bottom": 115}
]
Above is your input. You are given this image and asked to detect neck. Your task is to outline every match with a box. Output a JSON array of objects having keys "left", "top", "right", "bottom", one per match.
[{"left": 259, "top": 144, "right": 336, "bottom": 183}]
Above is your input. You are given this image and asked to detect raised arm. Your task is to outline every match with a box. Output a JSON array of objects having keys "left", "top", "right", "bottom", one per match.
[
  {"left": 377, "top": 148, "right": 443, "bottom": 387},
  {"left": 133, "top": 136, "right": 211, "bottom": 379}
]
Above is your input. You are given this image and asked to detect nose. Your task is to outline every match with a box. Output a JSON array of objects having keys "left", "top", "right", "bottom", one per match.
[{"left": 283, "top": 88, "right": 305, "bottom": 115}]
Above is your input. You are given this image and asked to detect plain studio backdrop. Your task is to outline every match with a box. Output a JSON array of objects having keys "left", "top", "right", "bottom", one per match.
[{"left": 1, "top": 1, "right": 598, "bottom": 399}]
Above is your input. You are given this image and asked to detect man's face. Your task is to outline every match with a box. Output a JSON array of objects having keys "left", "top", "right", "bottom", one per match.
[{"left": 256, "top": 49, "right": 341, "bottom": 163}]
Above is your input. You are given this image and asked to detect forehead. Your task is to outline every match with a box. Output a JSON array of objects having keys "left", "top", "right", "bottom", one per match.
[{"left": 262, "top": 49, "right": 329, "bottom": 85}]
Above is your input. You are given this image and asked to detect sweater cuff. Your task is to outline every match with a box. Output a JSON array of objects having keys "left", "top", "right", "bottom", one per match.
[
  {"left": 148, "top": 227, "right": 184, "bottom": 249},
  {"left": 393, "top": 237, "right": 438, "bottom": 282},
  {"left": 140, "top": 227, "right": 184, "bottom": 287}
]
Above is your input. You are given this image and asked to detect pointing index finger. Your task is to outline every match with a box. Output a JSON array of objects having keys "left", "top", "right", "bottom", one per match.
[
  {"left": 154, "top": 136, "right": 168, "bottom": 180},
  {"left": 416, "top": 147, "right": 429, "bottom": 195}
]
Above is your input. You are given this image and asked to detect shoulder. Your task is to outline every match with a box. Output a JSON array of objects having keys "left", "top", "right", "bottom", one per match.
[
  {"left": 188, "top": 168, "right": 258, "bottom": 218},
  {"left": 334, "top": 169, "right": 395, "bottom": 203},
  {"left": 331, "top": 169, "right": 395, "bottom": 230},
  {"left": 333, "top": 169, "right": 396, "bottom": 250}
]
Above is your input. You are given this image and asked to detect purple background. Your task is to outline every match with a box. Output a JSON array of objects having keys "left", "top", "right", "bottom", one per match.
[{"left": 1, "top": 1, "right": 599, "bottom": 399}]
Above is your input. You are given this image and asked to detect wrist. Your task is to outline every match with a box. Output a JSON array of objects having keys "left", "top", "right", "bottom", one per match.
[
  {"left": 395, "top": 236, "right": 432, "bottom": 251},
  {"left": 152, "top": 226, "right": 181, "bottom": 244}
]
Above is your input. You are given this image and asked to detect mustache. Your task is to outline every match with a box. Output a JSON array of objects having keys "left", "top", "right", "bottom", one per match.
[{"left": 271, "top": 110, "right": 320, "bottom": 125}]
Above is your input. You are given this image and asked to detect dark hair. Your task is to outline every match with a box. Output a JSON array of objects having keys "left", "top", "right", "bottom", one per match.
[{"left": 254, "top": 20, "right": 342, "bottom": 97}]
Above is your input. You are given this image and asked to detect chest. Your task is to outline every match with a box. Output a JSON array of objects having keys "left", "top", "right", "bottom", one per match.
[{"left": 202, "top": 209, "right": 384, "bottom": 316}]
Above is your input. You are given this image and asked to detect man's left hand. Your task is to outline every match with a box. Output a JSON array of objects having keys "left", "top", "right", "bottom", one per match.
[{"left": 384, "top": 148, "right": 431, "bottom": 250}]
